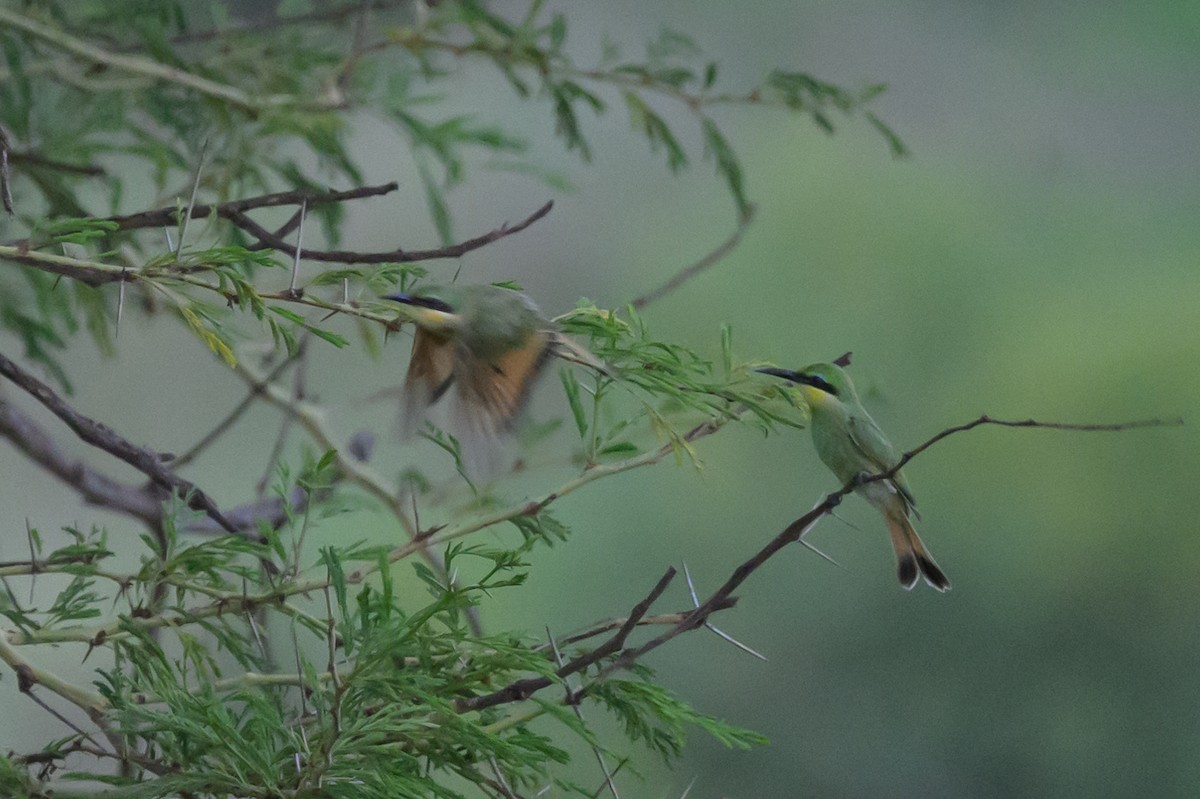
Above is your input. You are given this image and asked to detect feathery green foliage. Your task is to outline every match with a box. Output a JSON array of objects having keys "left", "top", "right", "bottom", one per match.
[{"left": 0, "top": 2, "right": 899, "bottom": 795}]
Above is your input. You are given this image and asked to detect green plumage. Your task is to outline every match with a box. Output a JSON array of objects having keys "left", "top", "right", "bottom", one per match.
[
  {"left": 758, "top": 361, "right": 949, "bottom": 591},
  {"left": 385, "top": 284, "right": 555, "bottom": 480}
]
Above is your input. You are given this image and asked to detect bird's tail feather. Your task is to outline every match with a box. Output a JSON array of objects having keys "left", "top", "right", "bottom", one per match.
[{"left": 885, "top": 511, "right": 951, "bottom": 592}]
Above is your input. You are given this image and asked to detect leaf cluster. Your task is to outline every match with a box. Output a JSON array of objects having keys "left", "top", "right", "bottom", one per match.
[{"left": 0, "top": 2, "right": 903, "bottom": 796}]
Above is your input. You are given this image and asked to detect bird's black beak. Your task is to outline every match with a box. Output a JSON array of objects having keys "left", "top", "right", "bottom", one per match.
[{"left": 755, "top": 366, "right": 809, "bottom": 385}]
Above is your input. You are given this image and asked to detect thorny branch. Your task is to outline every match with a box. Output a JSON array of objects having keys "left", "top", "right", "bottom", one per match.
[
  {"left": 457, "top": 413, "right": 1182, "bottom": 718},
  {"left": 0, "top": 396, "right": 163, "bottom": 526},
  {"left": 454, "top": 569, "right": 680, "bottom": 713},
  {"left": 219, "top": 198, "right": 555, "bottom": 265},
  {"left": 0, "top": 350, "right": 239, "bottom": 535},
  {"left": 0, "top": 361, "right": 1180, "bottom": 789},
  {"left": 2, "top": 183, "right": 553, "bottom": 294},
  {"left": 100, "top": 182, "right": 399, "bottom": 233},
  {"left": 5, "top": 181, "right": 550, "bottom": 266}
]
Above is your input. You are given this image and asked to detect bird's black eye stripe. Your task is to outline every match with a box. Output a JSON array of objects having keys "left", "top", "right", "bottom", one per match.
[
  {"left": 808, "top": 375, "right": 838, "bottom": 396},
  {"left": 400, "top": 296, "right": 454, "bottom": 313}
]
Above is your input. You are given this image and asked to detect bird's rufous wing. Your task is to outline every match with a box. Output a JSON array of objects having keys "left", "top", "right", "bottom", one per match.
[
  {"left": 398, "top": 327, "right": 456, "bottom": 438},
  {"left": 445, "top": 329, "right": 554, "bottom": 479},
  {"left": 455, "top": 329, "right": 554, "bottom": 435}
]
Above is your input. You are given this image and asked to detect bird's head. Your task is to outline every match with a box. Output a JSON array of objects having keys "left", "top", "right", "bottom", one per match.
[
  {"left": 756, "top": 360, "right": 857, "bottom": 408},
  {"left": 383, "top": 286, "right": 463, "bottom": 334}
]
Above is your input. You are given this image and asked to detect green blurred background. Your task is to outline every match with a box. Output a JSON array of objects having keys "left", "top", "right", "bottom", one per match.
[{"left": 3, "top": 1, "right": 1199, "bottom": 796}]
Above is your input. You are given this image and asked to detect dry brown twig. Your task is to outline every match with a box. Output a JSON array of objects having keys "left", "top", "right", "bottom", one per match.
[
  {"left": 629, "top": 205, "right": 755, "bottom": 310},
  {"left": 0, "top": 124, "right": 13, "bottom": 215},
  {"left": 0, "top": 350, "right": 239, "bottom": 535}
]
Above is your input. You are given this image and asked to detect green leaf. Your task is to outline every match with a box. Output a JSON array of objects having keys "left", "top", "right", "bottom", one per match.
[
  {"left": 560, "top": 367, "right": 588, "bottom": 438},
  {"left": 180, "top": 306, "right": 236, "bottom": 367},
  {"left": 865, "top": 110, "right": 909, "bottom": 158},
  {"left": 701, "top": 117, "right": 748, "bottom": 217},
  {"left": 266, "top": 305, "right": 349, "bottom": 348},
  {"left": 721, "top": 322, "right": 733, "bottom": 376},
  {"left": 623, "top": 91, "right": 688, "bottom": 172}
]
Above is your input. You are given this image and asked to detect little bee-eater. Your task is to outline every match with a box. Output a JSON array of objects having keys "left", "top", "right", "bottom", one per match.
[
  {"left": 385, "top": 284, "right": 556, "bottom": 479},
  {"left": 757, "top": 359, "right": 950, "bottom": 591}
]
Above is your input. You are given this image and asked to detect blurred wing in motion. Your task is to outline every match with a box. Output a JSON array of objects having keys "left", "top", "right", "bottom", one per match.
[
  {"left": 449, "top": 329, "right": 554, "bottom": 479},
  {"left": 398, "top": 327, "right": 456, "bottom": 438}
]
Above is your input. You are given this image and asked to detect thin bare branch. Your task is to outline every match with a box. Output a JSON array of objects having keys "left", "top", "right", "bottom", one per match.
[
  {"left": 533, "top": 606, "right": 737, "bottom": 653},
  {"left": 0, "top": 396, "right": 163, "bottom": 525},
  {"left": 546, "top": 627, "right": 620, "bottom": 799},
  {"left": 0, "top": 350, "right": 239, "bottom": 534},
  {"left": 101, "top": 182, "right": 399, "bottom": 232},
  {"left": 6, "top": 149, "right": 106, "bottom": 177},
  {"left": 221, "top": 198, "right": 555, "bottom": 264},
  {"left": 630, "top": 205, "right": 754, "bottom": 310},
  {"left": 170, "top": 350, "right": 302, "bottom": 470},
  {"left": 0, "top": 124, "right": 13, "bottom": 215},
  {"left": 884, "top": 414, "right": 1184, "bottom": 476},
  {"left": 454, "top": 568, "right": 677, "bottom": 714}
]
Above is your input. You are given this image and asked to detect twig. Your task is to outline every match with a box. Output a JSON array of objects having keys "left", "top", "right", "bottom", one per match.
[
  {"left": 6, "top": 149, "right": 106, "bottom": 177},
  {"left": 0, "top": 350, "right": 239, "bottom": 534},
  {"left": 629, "top": 205, "right": 754, "bottom": 310},
  {"left": 291, "top": 623, "right": 311, "bottom": 720},
  {"left": 547, "top": 627, "right": 620, "bottom": 799},
  {"left": 170, "top": 351, "right": 301, "bottom": 469},
  {"left": 220, "top": 198, "right": 554, "bottom": 264},
  {"left": 488, "top": 757, "right": 519, "bottom": 799},
  {"left": 22, "top": 690, "right": 103, "bottom": 750},
  {"left": 0, "top": 244, "right": 126, "bottom": 287},
  {"left": 232, "top": 358, "right": 420, "bottom": 542},
  {"left": 102, "top": 182, "right": 398, "bottom": 231},
  {"left": 256, "top": 340, "right": 309, "bottom": 497},
  {"left": 532, "top": 607, "right": 736, "bottom": 653},
  {"left": 682, "top": 562, "right": 766, "bottom": 661},
  {"left": 455, "top": 568, "right": 677, "bottom": 714},
  {"left": 0, "top": 631, "right": 109, "bottom": 721},
  {"left": 387, "top": 417, "right": 730, "bottom": 565},
  {"left": 183, "top": 487, "right": 308, "bottom": 536},
  {"left": 96, "top": 184, "right": 550, "bottom": 266},
  {"left": 0, "top": 397, "right": 163, "bottom": 525},
  {"left": 587, "top": 760, "right": 631, "bottom": 799},
  {"left": 881, "top": 414, "right": 1183, "bottom": 477},
  {"left": 0, "top": 125, "right": 13, "bottom": 215}
]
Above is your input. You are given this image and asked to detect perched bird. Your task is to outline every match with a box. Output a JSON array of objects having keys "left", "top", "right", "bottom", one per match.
[
  {"left": 384, "top": 284, "right": 557, "bottom": 480},
  {"left": 757, "top": 358, "right": 950, "bottom": 591}
]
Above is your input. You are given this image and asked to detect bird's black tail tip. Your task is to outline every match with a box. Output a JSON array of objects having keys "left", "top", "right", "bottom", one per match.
[
  {"left": 917, "top": 554, "right": 951, "bottom": 592},
  {"left": 897, "top": 555, "right": 919, "bottom": 590}
]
